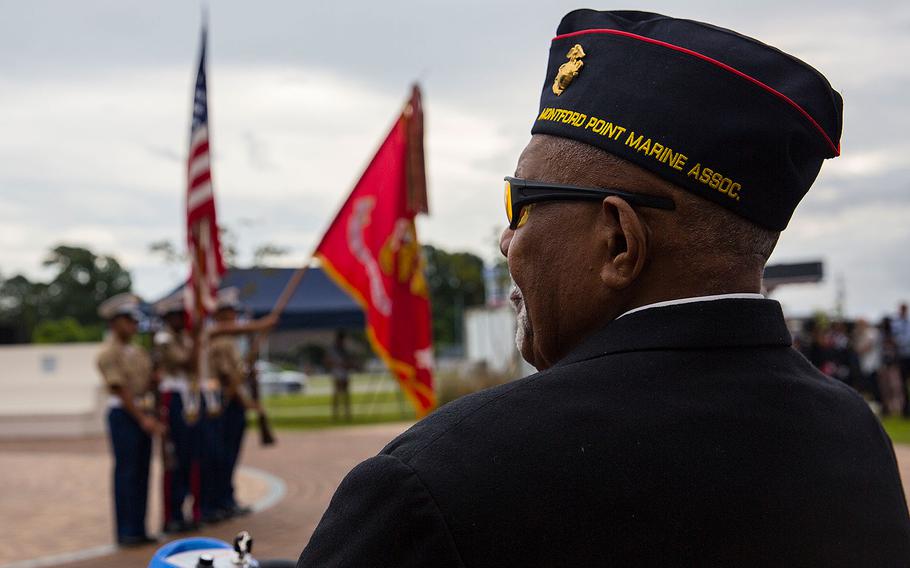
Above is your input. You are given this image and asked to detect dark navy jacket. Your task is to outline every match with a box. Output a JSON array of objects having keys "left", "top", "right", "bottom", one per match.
[{"left": 299, "top": 299, "right": 910, "bottom": 567}]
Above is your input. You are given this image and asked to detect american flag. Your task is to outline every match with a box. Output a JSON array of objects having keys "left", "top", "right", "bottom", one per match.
[{"left": 185, "top": 27, "right": 225, "bottom": 324}]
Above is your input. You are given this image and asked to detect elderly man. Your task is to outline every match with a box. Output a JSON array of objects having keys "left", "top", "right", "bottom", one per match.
[{"left": 298, "top": 10, "right": 910, "bottom": 566}]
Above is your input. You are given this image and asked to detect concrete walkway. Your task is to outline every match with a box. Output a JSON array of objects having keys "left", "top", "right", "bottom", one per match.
[
  {"left": 2, "top": 425, "right": 910, "bottom": 567},
  {"left": 0, "top": 423, "right": 411, "bottom": 567}
]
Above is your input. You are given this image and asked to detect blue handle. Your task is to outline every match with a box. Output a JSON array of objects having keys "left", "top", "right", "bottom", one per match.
[{"left": 148, "top": 537, "right": 232, "bottom": 568}]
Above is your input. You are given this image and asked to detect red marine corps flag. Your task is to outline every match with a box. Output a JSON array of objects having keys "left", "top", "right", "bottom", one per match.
[
  {"left": 315, "top": 85, "right": 435, "bottom": 416},
  {"left": 185, "top": 25, "right": 226, "bottom": 324}
]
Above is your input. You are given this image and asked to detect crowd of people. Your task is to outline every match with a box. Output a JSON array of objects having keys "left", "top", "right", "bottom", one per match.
[
  {"left": 96, "top": 288, "right": 275, "bottom": 546},
  {"left": 794, "top": 303, "right": 910, "bottom": 416}
]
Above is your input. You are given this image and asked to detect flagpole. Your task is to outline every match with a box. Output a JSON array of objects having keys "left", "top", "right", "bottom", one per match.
[
  {"left": 250, "top": 83, "right": 426, "bottom": 337},
  {"left": 242, "top": 263, "right": 309, "bottom": 384},
  {"left": 270, "top": 264, "right": 310, "bottom": 318},
  {"left": 249, "top": 90, "right": 416, "bottom": 327},
  {"left": 243, "top": 83, "right": 429, "bottom": 417},
  {"left": 241, "top": 262, "right": 310, "bottom": 446}
]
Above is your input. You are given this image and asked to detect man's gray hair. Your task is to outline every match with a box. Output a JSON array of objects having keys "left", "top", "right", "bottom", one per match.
[{"left": 549, "top": 134, "right": 780, "bottom": 266}]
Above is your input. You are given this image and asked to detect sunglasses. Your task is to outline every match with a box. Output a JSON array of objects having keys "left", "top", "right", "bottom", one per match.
[{"left": 504, "top": 176, "right": 676, "bottom": 230}]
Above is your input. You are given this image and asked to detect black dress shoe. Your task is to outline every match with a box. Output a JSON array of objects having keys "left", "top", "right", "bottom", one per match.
[
  {"left": 163, "top": 520, "right": 198, "bottom": 534},
  {"left": 201, "top": 510, "right": 228, "bottom": 524},
  {"left": 118, "top": 535, "right": 157, "bottom": 547}
]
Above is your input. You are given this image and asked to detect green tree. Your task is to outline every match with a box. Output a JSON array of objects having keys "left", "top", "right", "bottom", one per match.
[
  {"left": 219, "top": 226, "right": 239, "bottom": 267},
  {"left": 148, "top": 239, "right": 184, "bottom": 264},
  {"left": 422, "top": 245, "right": 486, "bottom": 348},
  {"left": 253, "top": 243, "right": 289, "bottom": 267},
  {"left": 32, "top": 317, "right": 103, "bottom": 343},
  {"left": 0, "top": 245, "right": 132, "bottom": 343},
  {"left": 40, "top": 245, "right": 132, "bottom": 327},
  {"left": 149, "top": 226, "right": 287, "bottom": 269},
  {"left": 0, "top": 274, "right": 45, "bottom": 342}
]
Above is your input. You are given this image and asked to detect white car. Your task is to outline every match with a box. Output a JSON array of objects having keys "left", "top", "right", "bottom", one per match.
[{"left": 254, "top": 361, "right": 307, "bottom": 396}]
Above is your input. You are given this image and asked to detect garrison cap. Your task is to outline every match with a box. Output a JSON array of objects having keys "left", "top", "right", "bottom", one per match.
[
  {"left": 215, "top": 287, "right": 241, "bottom": 312},
  {"left": 98, "top": 293, "right": 143, "bottom": 321},
  {"left": 532, "top": 9, "right": 843, "bottom": 231},
  {"left": 154, "top": 291, "right": 185, "bottom": 316}
]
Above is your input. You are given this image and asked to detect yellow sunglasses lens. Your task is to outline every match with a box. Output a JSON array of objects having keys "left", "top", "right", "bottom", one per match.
[
  {"left": 516, "top": 204, "right": 531, "bottom": 228},
  {"left": 505, "top": 180, "right": 532, "bottom": 229}
]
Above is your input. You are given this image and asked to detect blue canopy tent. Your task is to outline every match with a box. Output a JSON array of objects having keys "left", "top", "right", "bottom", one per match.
[{"left": 158, "top": 267, "right": 364, "bottom": 330}]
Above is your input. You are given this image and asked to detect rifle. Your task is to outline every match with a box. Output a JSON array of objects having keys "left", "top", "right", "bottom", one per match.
[
  {"left": 153, "top": 379, "right": 178, "bottom": 471},
  {"left": 149, "top": 361, "right": 178, "bottom": 530},
  {"left": 245, "top": 357, "right": 275, "bottom": 446},
  {"left": 145, "top": 351, "right": 174, "bottom": 462}
]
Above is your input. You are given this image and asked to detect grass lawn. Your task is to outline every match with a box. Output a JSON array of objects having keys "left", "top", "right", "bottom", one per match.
[
  {"left": 265, "top": 412, "right": 416, "bottom": 430},
  {"left": 264, "top": 390, "right": 404, "bottom": 409},
  {"left": 881, "top": 417, "right": 910, "bottom": 445},
  {"left": 254, "top": 372, "right": 417, "bottom": 430}
]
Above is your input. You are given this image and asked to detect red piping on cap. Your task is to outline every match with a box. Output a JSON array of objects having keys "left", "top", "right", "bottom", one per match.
[{"left": 553, "top": 28, "right": 840, "bottom": 156}]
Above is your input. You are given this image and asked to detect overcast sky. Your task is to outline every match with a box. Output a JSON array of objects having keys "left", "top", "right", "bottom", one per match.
[{"left": 1, "top": 0, "right": 908, "bottom": 319}]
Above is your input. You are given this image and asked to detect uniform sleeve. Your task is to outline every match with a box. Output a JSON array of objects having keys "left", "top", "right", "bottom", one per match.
[
  {"left": 97, "top": 349, "right": 125, "bottom": 389},
  {"left": 297, "top": 454, "right": 464, "bottom": 568}
]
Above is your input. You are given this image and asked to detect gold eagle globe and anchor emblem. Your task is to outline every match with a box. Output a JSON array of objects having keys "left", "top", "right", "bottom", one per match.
[{"left": 552, "top": 44, "right": 586, "bottom": 96}]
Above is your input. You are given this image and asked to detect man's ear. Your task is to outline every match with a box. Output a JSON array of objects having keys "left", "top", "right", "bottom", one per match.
[{"left": 599, "top": 196, "right": 648, "bottom": 289}]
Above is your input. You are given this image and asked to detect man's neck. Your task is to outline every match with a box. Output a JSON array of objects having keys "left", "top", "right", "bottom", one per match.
[{"left": 620, "top": 261, "right": 764, "bottom": 317}]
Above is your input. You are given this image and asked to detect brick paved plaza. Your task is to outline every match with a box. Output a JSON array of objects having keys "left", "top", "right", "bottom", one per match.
[
  {"left": 1, "top": 423, "right": 909, "bottom": 567},
  {"left": 0, "top": 423, "right": 411, "bottom": 567}
]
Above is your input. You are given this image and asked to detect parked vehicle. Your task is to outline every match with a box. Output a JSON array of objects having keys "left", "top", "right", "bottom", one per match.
[{"left": 255, "top": 360, "right": 307, "bottom": 396}]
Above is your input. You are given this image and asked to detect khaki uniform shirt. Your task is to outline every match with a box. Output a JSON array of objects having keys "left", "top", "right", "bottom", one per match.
[
  {"left": 97, "top": 338, "right": 153, "bottom": 399},
  {"left": 154, "top": 328, "right": 193, "bottom": 378},
  {"left": 209, "top": 335, "right": 246, "bottom": 395}
]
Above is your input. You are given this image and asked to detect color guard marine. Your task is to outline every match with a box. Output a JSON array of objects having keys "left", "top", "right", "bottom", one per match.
[
  {"left": 154, "top": 291, "right": 202, "bottom": 533},
  {"left": 96, "top": 293, "right": 162, "bottom": 547},
  {"left": 205, "top": 287, "right": 268, "bottom": 520},
  {"left": 153, "top": 287, "right": 276, "bottom": 530}
]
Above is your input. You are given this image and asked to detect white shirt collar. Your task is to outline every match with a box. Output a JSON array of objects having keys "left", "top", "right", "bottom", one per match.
[{"left": 616, "top": 293, "right": 766, "bottom": 320}]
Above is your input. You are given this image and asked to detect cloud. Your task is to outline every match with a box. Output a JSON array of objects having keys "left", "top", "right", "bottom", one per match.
[
  {"left": 0, "top": 0, "right": 908, "bottom": 317},
  {"left": 0, "top": 61, "right": 518, "bottom": 299},
  {"left": 143, "top": 144, "right": 183, "bottom": 163},
  {"left": 242, "top": 131, "right": 274, "bottom": 172},
  {"left": 772, "top": 200, "right": 910, "bottom": 318},
  {"left": 824, "top": 148, "right": 910, "bottom": 180}
]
